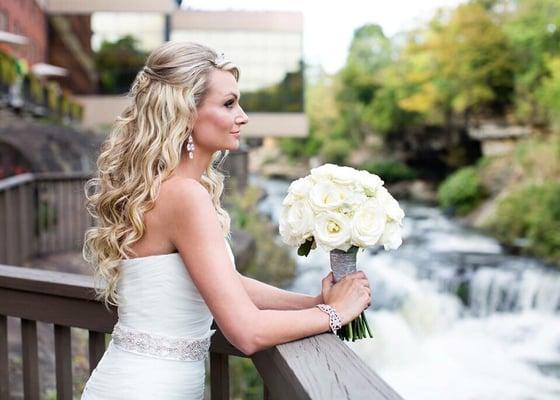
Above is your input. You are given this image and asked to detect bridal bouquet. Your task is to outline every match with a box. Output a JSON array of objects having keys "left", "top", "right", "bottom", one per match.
[{"left": 279, "top": 163, "right": 404, "bottom": 341}]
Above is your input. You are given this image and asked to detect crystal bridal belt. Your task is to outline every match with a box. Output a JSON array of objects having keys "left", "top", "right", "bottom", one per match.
[{"left": 111, "top": 322, "right": 216, "bottom": 362}]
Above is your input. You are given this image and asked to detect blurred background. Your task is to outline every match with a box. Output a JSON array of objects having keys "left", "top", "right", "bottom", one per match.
[{"left": 0, "top": 0, "right": 559, "bottom": 399}]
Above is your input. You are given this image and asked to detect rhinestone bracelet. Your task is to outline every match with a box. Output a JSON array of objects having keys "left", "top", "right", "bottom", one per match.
[{"left": 316, "top": 304, "right": 343, "bottom": 335}]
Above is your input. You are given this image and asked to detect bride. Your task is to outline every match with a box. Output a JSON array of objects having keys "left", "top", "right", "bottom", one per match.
[{"left": 80, "top": 41, "right": 371, "bottom": 399}]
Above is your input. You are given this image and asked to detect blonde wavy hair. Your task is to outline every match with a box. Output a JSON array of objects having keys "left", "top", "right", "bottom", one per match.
[{"left": 83, "top": 41, "right": 238, "bottom": 308}]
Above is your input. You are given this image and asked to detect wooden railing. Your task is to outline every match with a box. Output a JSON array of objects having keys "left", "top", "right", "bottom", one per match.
[
  {"left": 0, "top": 172, "right": 403, "bottom": 399},
  {"left": 0, "top": 165, "right": 248, "bottom": 267},
  {"left": 0, "top": 264, "right": 403, "bottom": 400},
  {"left": 0, "top": 172, "right": 92, "bottom": 266}
]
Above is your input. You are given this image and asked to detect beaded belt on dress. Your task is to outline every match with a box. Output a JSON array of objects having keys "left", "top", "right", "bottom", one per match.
[{"left": 111, "top": 322, "right": 215, "bottom": 362}]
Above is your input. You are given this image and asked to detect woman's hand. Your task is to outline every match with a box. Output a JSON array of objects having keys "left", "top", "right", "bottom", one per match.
[
  {"left": 319, "top": 271, "right": 335, "bottom": 305},
  {"left": 322, "top": 271, "right": 371, "bottom": 325}
]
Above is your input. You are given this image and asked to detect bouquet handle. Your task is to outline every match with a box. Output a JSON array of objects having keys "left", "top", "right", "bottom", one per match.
[{"left": 330, "top": 246, "right": 373, "bottom": 341}]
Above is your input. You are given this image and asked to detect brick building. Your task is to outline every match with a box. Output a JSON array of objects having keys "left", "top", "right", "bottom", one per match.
[
  {"left": 0, "top": 0, "right": 48, "bottom": 65},
  {"left": 0, "top": 0, "right": 97, "bottom": 94}
]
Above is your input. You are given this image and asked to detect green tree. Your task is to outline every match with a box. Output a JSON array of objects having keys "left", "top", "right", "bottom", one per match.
[
  {"left": 279, "top": 71, "right": 337, "bottom": 160},
  {"left": 536, "top": 55, "right": 560, "bottom": 129},
  {"left": 241, "top": 61, "right": 304, "bottom": 112},
  {"left": 95, "top": 35, "right": 147, "bottom": 94},
  {"left": 399, "top": 3, "right": 515, "bottom": 125},
  {"left": 336, "top": 24, "right": 394, "bottom": 144},
  {"left": 502, "top": 0, "right": 560, "bottom": 125}
]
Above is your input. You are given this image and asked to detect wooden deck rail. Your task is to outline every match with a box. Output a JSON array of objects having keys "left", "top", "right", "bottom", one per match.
[
  {"left": 0, "top": 264, "right": 403, "bottom": 400},
  {"left": 0, "top": 172, "right": 92, "bottom": 266}
]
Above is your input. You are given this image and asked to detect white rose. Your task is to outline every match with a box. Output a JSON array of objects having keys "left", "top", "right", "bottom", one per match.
[
  {"left": 344, "top": 190, "right": 367, "bottom": 206},
  {"left": 288, "top": 176, "right": 312, "bottom": 198},
  {"left": 308, "top": 180, "right": 345, "bottom": 212},
  {"left": 351, "top": 199, "right": 386, "bottom": 248},
  {"left": 282, "top": 192, "right": 297, "bottom": 206},
  {"left": 283, "top": 176, "right": 312, "bottom": 206},
  {"left": 314, "top": 211, "right": 352, "bottom": 251},
  {"left": 310, "top": 163, "right": 339, "bottom": 182},
  {"left": 381, "top": 221, "right": 403, "bottom": 250},
  {"left": 330, "top": 165, "right": 359, "bottom": 186},
  {"left": 356, "top": 170, "right": 384, "bottom": 196},
  {"left": 376, "top": 186, "right": 405, "bottom": 223},
  {"left": 279, "top": 200, "right": 314, "bottom": 245}
]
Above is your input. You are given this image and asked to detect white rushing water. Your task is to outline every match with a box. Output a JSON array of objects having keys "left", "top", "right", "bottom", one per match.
[{"left": 251, "top": 175, "right": 560, "bottom": 400}]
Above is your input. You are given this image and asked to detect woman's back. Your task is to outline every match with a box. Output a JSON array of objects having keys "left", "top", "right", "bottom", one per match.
[{"left": 81, "top": 239, "right": 235, "bottom": 399}]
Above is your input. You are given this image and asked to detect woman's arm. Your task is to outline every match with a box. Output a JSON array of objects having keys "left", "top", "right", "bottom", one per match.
[
  {"left": 165, "top": 180, "right": 333, "bottom": 356},
  {"left": 238, "top": 273, "right": 322, "bottom": 310}
]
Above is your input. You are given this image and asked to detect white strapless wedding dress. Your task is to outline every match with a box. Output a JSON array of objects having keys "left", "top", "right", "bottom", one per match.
[{"left": 81, "top": 238, "right": 236, "bottom": 399}]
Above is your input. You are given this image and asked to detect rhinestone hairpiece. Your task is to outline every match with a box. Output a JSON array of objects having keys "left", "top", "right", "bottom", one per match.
[{"left": 214, "top": 52, "right": 226, "bottom": 65}]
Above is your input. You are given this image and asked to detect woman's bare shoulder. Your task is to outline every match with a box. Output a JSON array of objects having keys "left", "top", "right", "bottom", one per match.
[{"left": 158, "top": 177, "right": 212, "bottom": 219}]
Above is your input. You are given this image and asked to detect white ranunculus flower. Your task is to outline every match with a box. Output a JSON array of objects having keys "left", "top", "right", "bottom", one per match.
[
  {"left": 376, "top": 186, "right": 405, "bottom": 223},
  {"left": 356, "top": 170, "right": 384, "bottom": 196},
  {"left": 351, "top": 199, "right": 386, "bottom": 248},
  {"left": 308, "top": 180, "right": 345, "bottom": 212},
  {"left": 381, "top": 221, "right": 403, "bottom": 250},
  {"left": 313, "top": 211, "right": 352, "bottom": 251}
]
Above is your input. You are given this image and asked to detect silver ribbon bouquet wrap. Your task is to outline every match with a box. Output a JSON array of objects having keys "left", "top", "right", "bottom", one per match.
[{"left": 329, "top": 246, "right": 373, "bottom": 341}]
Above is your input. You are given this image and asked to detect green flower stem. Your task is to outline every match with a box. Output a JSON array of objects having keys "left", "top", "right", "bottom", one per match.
[
  {"left": 335, "top": 312, "right": 374, "bottom": 341},
  {"left": 363, "top": 312, "right": 373, "bottom": 338},
  {"left": 357, "top": 317, "right": 363, "bottom": 339}
]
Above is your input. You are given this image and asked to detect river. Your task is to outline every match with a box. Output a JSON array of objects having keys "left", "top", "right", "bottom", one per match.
[{"left": 250, "top": 174, "right": 560, "bottom": 400}]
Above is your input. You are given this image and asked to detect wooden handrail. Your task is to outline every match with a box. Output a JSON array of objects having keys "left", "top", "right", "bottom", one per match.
[
  {"left": 0, "top": 265, "right": 404, "bottom": 400},
  {"left": 0, "top": 172, "right": 93, "bottom": 266},
  {"left": 0, "top": 172, "right": 403, "bottom": 399}
]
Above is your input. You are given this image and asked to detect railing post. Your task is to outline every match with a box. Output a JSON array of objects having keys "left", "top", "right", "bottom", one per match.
[
  {"left": 0, "top": 192, "right": 5, "bottom": 267},
  {"left": 88, "top": 331, "right": 106, "bottom": 374},
  {"left": 18, "top": 184, "right": 31, "bottom": 262},
  {"left": 5, "top": 189, "right": 18, "bottom": 265},
  {"left": 210, "top": 352, "right": 229, "bottom": 400},
  {"left": 54, "top": 324, "right": 73, "bottom": 399},
  {"left": 0, "top": 315, "right": 9, "bottom": 400},
  {"left": 21, "top": 319, "right": 40, "bottom": 400}
]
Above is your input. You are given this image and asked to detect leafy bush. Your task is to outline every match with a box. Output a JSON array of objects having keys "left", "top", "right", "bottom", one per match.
[
  {"left": 487, "top": 182, "right": 560, "bottom": 265},
  {"left": 437, "top": 166, "right": 484, "bottom": 215},
  {"left": 227, "top": 185, "right": 296, "bottom": 288},
  {"left": 361, "top": 159, "right": 416, "bottom": 183},
  {"left": 321, "top": 138, "right": 353, "bottom": 164},
  {"left": 279, "top": 136, "right": 322, "bottom": 160}
]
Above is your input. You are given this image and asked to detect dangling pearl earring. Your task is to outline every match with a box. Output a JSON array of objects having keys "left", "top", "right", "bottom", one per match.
[{"left": 187, "top": 135, "right": 195, "bottom": 159}]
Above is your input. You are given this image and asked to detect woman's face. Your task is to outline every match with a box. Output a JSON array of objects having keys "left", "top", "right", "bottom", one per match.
[{"left": 192, "top": 69, "right": 248, "bottom": 154}]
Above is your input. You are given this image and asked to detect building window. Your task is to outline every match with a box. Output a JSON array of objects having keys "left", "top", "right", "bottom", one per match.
[{"left": 0, "top": 10, "right": 8, "bottom": 31}]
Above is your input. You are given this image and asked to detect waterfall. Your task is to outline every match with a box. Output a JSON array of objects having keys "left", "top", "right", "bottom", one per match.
[{"left": 250, "top": 175, "right": 560, "bottom": 400}]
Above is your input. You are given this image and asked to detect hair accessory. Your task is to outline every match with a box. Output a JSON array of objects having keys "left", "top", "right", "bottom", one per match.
[
  {"left": 187, "top": 135, "right": 195, "bottom": 159},
  {"left": 316, "top": 304, "right": 343, "bottom": 335},
  {"left": 142, "top": 66, "right": 155, "bottom": 76},
  {"left": 214, "top": 52, "right": 226, "bottom": 65}
]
